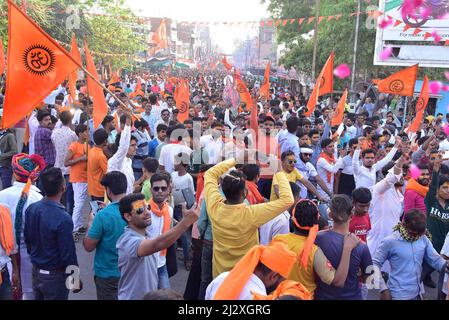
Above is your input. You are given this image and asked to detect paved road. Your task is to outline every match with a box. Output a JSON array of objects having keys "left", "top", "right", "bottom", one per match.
[{"left": 70, "top": 240, "right": 441, "bottom": 300}]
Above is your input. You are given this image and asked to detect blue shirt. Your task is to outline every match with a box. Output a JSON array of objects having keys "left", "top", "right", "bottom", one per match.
[
  {"left": 148, "top": 138, "right": 160, "bottom": 158},
  {"left": 373, "top": 231, "right": 447, "bottom": 300},
  {"left": 24, "top": 198, "right": 78, "bottom": 270},
  {"left": 88, "top": 202, "right": 127, "bottom": 279},
  {"left": 315, "top": 230, "right": 372, "bottom": 300}
]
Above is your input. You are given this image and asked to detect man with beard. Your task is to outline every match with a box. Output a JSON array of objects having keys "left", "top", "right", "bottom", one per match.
[
  {"left": 116, "top": 193, "right": 199, "bottom": 300},
  {"left": 404, "top": 163, "right": 429, "bottom": 214},
  {"left": 205, "top": 242, "right": 296, "bottom": 300},
  {"left": 352, "top": 136, "right": 400, "bottom": 191},
  {"left": 374, "top": 209, "right": 448, "bottom": 300}
]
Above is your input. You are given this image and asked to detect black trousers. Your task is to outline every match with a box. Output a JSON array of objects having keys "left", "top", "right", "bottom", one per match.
[{"left": 183, "top": 238, "right": 203, "bottom": 300}]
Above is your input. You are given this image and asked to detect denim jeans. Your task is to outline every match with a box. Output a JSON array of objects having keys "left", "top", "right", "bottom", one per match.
[
  {"left": 0, "top": 268, "right": 13, "bottom": 300},
  {"left": 0, "top": 167, "right": 13, "bottom": 190},
  {"left": 32, "top": 267, "right": 69, "bottom": 300},
  {"left": 63, "top": 175, "right": 74, "bottom": 215},
  {"left": 157, "top": 265, "right": 170, "bottom": 289},
  {"left": 198, "top": 241, "right": 213, "bottom": 300}
]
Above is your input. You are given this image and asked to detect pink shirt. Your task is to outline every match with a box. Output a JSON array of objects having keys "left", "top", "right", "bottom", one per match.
[{"left": 403, "top": 189, "right": 426, "bottom": 215}]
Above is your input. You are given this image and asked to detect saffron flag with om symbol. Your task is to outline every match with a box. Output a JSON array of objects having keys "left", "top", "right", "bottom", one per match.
[
  {"left": 68, "top": 34, "right": 82, "bottom": 104},
  {"left": 84, "top": 41, "right": 108, "bottom": 129},
  {"left": 174, "top": 79, "right": 190, "bottom": 124},
  {"left": 408, "top": 75, "right": 429, "bottom": 133},
  {"left": 2, "top": 1, "right": 81, "bottom": 128},
  {"left": 372, "top": 64, "right": 418, "bottom": 97},
  {"left": 305, "top": 52, "right": 334, "bottom": 117}
]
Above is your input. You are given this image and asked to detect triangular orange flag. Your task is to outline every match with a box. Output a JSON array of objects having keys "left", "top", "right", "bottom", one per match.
[
  {"left": 84, "top": 41, "right": 108, "bottom": 129},
  {"left": 2, "top": 1, "right": 82, "bottom": 129},
  {"left": 0, "top": 39, "right": 5, "bottom": 75},
  {"left": 394, "top": 19, "right": 402, "bottom": 27},
  {"left": 408, "top": 76, "right": 429, "bottom": 133},
  {"left": 403, "top": 24, "right": 412, "bottom": 32},
  {"left": 331, "top": 89, "right": 348, "bottom": 127},
  {"left": 175, "top": 79, "right": 190, "bottom": 123},
  {"left": 260, "top": 62, "right": 271, "bottom": 99},
  {"left": 129, "top": 78, "right": 144, "bottom": 98},
  {"left": 69, "top": 34, "right": 81, "bottom": 104},
  {"left": 413, "top": 28, "right": 423, "bottom": 35},
  {"left": 305, "top": 52, "right": 334, "bottom": 116},
  {"left": 108, "top": 70, "right": 120, "bottom": 86},
  {"left": 236, "top": 74, "right": 258, "bottom": 144},
  {"left": 372, "top": 64, "right": 418, "bottom": 96}
]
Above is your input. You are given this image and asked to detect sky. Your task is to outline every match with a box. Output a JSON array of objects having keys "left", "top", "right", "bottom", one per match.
[{"left": 125, "top": 0, "right": 270, "bottom": 54}]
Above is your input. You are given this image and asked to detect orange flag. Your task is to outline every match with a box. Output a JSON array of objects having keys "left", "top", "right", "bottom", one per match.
[
  {"left": 150, "top": 19, "right": 168, "bottom": 56},
  {"left": 84, "top": 41, "right": 108, "bottom": 129},
  {"left": 108, "top": 69, "right": 120, "bottom": 86},
  {"left": 69, "top": 34, "right": 81, "bottom": 104},
  {"left": 129, "top": 78, "right": 144, "bottom": 98},
  {"left": 0, "top": 39, "right": 5, "bottom": 75},
  {"left": 222, "top": 56, "right": 232, "bottom": 71},
  {"left": 331, "top": 89, "right": 348, "bottom": 127},
  {"left": 372, "top": 64, "right": 418, "bottom": 96},
  {"left": 2, "top": 1, "right": 82, "bottom": 129},
  {"left": 236, "top": 75, "right": 258, "bottom": 142},
  {"left": 260, "top": 61, "right": 271, "bottom": 99},
  {"left": 175, "top": 79, "right": 190, "bottom": 123},
  {"left": 305, "top": 52, "right": 334, "bottom": 117},
  {"left": 408, "top": 76, "right": 429, "bottom": 133}
]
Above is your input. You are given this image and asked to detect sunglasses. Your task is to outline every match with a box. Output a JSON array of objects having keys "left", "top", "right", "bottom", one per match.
[
  {"left": 135, "top": 206, "right": 146, "bottom": 215},
  {"left": 288, "top": 160, "right": 297, "bottom": 164},
  {"left": 302, "top": 154, "right": 311, "bottom": 157},
  {"left": 152, "top": 186, "right": 168, "bottom": 192}
]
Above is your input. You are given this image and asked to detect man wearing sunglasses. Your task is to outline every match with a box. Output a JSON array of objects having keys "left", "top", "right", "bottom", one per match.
[{"left": 116, "top": 193, "right": 199, "bottom": 300}]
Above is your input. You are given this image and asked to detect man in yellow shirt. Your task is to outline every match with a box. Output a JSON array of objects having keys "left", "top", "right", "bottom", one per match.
[
  {"left": 204, "top": 158, "right": 294, "bottom": 278},
  {"left": 270, "top": 151, "right": 328, "bottom": 202}
]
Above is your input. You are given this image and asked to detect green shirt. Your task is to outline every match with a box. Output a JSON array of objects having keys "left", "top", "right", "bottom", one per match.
[{"left": 142, "top": 179, "right": 152, "bottom": 201}]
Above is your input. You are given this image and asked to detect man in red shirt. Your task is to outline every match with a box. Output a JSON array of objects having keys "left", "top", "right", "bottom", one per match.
[{"left": 350, "top": 187, "right": 372, "bottom": 243}]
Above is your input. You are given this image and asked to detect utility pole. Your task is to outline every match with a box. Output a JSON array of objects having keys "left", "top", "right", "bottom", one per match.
[
  {"left": 350, "top": 0, "right": 362, "bottom": 101},
  {"left": 311, "top": 0, "right": 321, "bottom": 79}
]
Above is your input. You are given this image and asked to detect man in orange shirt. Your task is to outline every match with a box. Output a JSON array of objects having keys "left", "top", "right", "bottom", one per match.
[
  {"left": 65, "top": 124, "right": 88, "bottom": 241},
  {"left": 88, "top": 129, "right": 109, "bottom": 202}
]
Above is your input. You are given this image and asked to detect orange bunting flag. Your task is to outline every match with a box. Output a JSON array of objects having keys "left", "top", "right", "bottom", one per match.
[
  {"left": 0, "top": 39, "right": 5, "bottom": 75},
  {"left": 174, "top": 79, "right": 190, "bottom": 123},
  {"left": 222, "top": 56, "right": 232, "bottom": 71},
  {"left": 260, "top": 61, "right": 271, "bottom": 99},
  {"left": 2, "top": 1, "right": 82, "bottom": 129},
  {"left": 408, "top": 76, "right": 429, "bottom": 133},
  {"left": 69, "top": 34, "right": 81, "bottom": 104},
  {"left": 331, "top": 89, "right": 348, "bottom": 127},
  {"left": 84, "top": 41, "right": 108, "bottom": 129},
  {"left": 372, "top": 64, "right": 418, "bottom": 96},
  {"left": 305, "top": 52, "right": 334, "bottom": 116}
]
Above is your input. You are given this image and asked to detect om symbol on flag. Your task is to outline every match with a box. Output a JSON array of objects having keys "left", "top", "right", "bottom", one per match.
[
  {"left": 23, "top": 45, "right": 55, "bottom": 76},
  {"left": 416, "top": 97, "right": 426, "bottom": 112},
  {"left": 388, "top": 80, "right": 404, "bottom": 93},
  {"left": 179, "top": 101, "right": 189, "bottom": 113}
]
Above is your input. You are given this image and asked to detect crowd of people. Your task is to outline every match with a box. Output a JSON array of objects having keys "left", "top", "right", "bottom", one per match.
[{"left": 0, "top": 68, "right": 448, "bottom": 301}]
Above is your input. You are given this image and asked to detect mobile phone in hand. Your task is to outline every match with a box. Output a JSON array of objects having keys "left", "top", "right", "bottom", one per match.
[{"left": 182, "top": 188, "right": 196, "bottom": 210}]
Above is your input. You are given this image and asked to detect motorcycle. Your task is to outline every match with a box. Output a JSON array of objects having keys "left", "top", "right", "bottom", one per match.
[{"left": 401, "top": 0, "right": 449, "bottom": 27}]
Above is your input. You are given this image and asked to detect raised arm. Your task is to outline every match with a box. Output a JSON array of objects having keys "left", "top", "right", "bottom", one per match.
[
  {"left": 248, "top": 171, "right": 294, "bottom": 227},
  {"left": 108, "top": 116, "right": 132, "bottom": 172},
  {"left": 204, "top": 158, "right": 236, "bottom": 214},
  {"left": 374, "top": 136, "right": 400, "bottom": 172},
  {"left": 373, "top": 155, "right": 404, "bottom": 196}
]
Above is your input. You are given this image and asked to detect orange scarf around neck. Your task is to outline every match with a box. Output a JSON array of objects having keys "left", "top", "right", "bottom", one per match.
[
  {"left": 318, "top": 152, "right": 336, "bottom": 183},
  {"left": 406, "top": 178, "right": 429, "bottom": 198},
  {"left": 246, "top": 181, "right": 265, "bottom": 204},
  {"left": 149, "top": 198, "right": 171, "bottom": 256}
]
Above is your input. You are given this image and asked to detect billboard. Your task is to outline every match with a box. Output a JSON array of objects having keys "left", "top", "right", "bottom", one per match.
[{"left": 374, "top": 0, "right": 449, "bottom": 68}]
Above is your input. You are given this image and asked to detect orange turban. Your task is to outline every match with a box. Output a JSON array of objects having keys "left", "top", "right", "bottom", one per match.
[
  {"left": 252, "top": 280, "right": 312, "bottom": 300},
  {"left": 213, "top": 242, "right": 296, "bottom": 300}
]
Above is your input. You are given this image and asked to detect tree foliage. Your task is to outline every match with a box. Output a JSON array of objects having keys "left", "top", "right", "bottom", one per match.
[
  {"left": 0, "top": 0, "right": 146, "bottom": 69},
  {"left": 262, "top": 0, "right": 445, "bottom": 89}
]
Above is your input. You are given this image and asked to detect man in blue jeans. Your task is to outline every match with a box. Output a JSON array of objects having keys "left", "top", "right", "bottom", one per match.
[
  {"left": 24, "top": 167, "right": 81, "bottom": 300},
  {"left": 83, "top": 171, "right": 127, "bottom": 300}
]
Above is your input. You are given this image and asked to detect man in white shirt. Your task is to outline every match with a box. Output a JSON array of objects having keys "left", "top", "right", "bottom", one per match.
[
  {"left": 108, "top": 114, "right": 137, "bottom": 194},
  {"left": 154, "top": 109, "right": 171, "bottom": 133},
  {"left": 159, "top": 124, "right": 192, "bottom": 173},
  {"left": 352, "top": 136, "right": 400, "bottom": 191},
  {"left": 0, "top": 153, "right": 45, "bottom": 300},
  {"left": 205, "top": 242, "right": 296, "bottom": 300}
]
